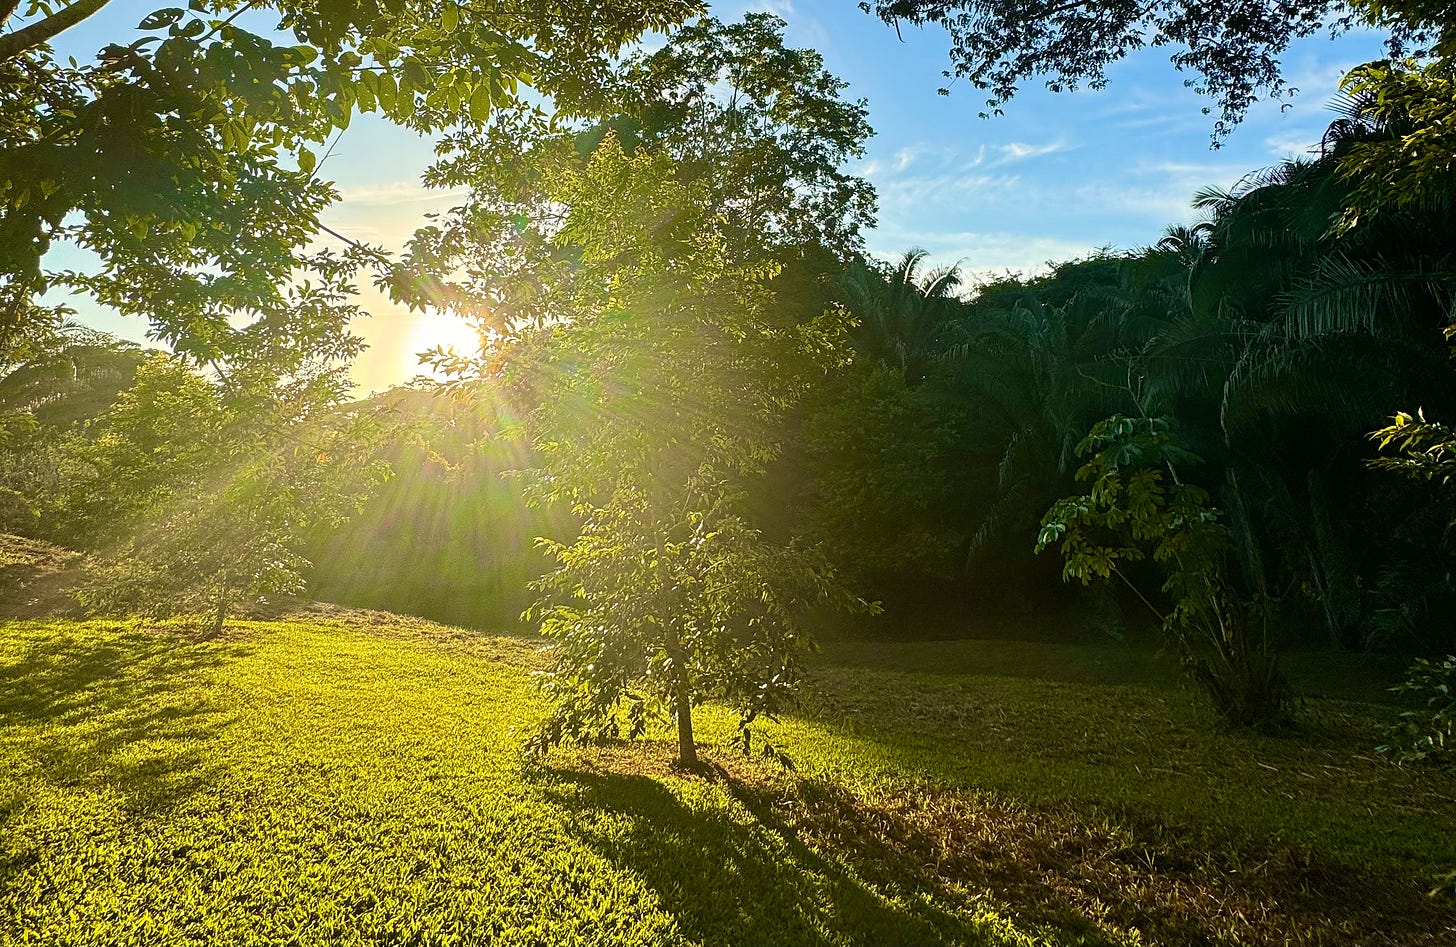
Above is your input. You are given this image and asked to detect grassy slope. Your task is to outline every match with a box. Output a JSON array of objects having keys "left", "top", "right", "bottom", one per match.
[{"left": 1, "top": 617, "right": 1452, "bottom": 947}]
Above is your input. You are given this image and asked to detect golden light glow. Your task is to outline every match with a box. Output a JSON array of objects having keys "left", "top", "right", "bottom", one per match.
[{"left": 406, "top": 309, "right": 482, "bottom": 375}]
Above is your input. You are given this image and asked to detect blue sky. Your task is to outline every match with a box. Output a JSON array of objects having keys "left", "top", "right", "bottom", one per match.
[{"left": 45, "top": 0, "right": 1388, "bottom": 390}]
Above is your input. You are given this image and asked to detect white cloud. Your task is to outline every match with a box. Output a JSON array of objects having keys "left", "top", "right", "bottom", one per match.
[
  {"left": 334, "top": 180, "right": 468, "bottom": 207},
  {"left": 868, "top": 225, "right": 1100, "bottom": 284},
  {"left": 891, "top": 146, "right": 920, "bottom": 173},
  {"left": 991, "top": 140, "right": 1070, "bottom": 164},
  {"left": 859, "top": 143, "right": 1029, "bottom": 210},
  {"left": 1265, "top": 131, "right": 1320, "bottom": 158},
  {"left": 1071, "top": 159, "right": 1250, "bottom": 223}
]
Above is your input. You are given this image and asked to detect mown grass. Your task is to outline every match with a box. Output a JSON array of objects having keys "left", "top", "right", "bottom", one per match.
[{"left": 0, "top": 616, "right": 1452, "bottom": 946}]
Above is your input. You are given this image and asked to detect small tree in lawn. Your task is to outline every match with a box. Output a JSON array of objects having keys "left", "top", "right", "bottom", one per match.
[
  {"left": 1036, "top": 415, "right": 1289, "bottom": 727},
  {"left": 419, "top": 15, "right": 878, "bottom": 767},
  {"left": 477, "top": 140, "right": 868, "bottom": 768}
]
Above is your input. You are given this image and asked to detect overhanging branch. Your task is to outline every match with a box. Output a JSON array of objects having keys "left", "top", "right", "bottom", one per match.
[{"left": 0, "top": 0, "right": 111, "bottom": 61}]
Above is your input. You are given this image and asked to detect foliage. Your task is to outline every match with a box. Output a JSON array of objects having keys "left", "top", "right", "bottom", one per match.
[
  {"left": 304, "top": 384, "right": 565, "bottom": 628},
  {"left": 596, "top": 13, "right": 877, "bottom": 259},
  {"left": 404, "top": 13, "right": 876, "bottom": 331},
  {"left": 840, "top": 248, "right": 962, "bottom": 387},
  {"left": 0, "top": 327, "right": 148, "bottom": 533},
  {"left": 1379, "top": 653, "right": 1456, "bottom": 763},
  {"left": 1037, "top": 415, "right": 1290, "bottom": 725},
  {"left": 864, "top": 0, "right": 1421, "bottom": 139},
  {"left": 60, "top": 355, "right": 390, "bottom": 632},
  {"left": 1371, "top": 407, "right": 1456, "bottom": 483},
  {"left": 0, "top": 0, "right": 699, "bottom": 363},
  {"left": 416, "top": 16, "right": 877, "bottom": 767},
  {"left": 495, "top": 139, "right": 866, "bottom": 767},
  {"left": 797, "top": 364, "right": 973, "bottom": 587}
]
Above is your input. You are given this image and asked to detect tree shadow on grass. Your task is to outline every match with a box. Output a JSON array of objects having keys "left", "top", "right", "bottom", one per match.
[
  {"left": 0, "top": 622, "right": 242, "bottom": 820},
  {"left": 534, "top": 753, "right": 1119, "bottom": 947},
  {"left": 537, "top": 742, "right": 1456, "bottom": 947}
]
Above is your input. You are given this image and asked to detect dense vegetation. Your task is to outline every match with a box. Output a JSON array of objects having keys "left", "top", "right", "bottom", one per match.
[{"left": 4, "top": 0, "right": 1456, "bottom": 941}]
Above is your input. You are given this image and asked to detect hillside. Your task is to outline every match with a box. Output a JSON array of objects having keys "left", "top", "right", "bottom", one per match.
[
  {"left": 1, "top": 615, "right": 1452, "bottom": 945},
  {"left": 0, "top": 533, "right": 83, "bottom": 619}
]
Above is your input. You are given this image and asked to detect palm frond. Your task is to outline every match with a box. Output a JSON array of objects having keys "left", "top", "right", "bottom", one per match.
[{"left": 1280, "top": 254, "right": 1456, "bottom": 339}]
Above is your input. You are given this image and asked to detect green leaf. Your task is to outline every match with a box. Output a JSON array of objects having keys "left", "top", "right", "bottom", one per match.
[
  {"left": 138, "top": 8, "right": 185, "bottom": 30},
  {"left": 375, "top": 71, "right": 398, "bottom": 112},
  {"left": 441, "top": 2, "right": 460, "bottom": 32},
  {"left": 402, "top": 57, "right": 433, "bottom": 94},
  {"left": 298, "top": 147, "right": 317, "bottom": 175},
  {"left": 469, "top": 83, "right": 492, "bottom": 123}
]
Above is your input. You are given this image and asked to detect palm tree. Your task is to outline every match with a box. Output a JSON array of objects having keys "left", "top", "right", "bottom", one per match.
[
  {"left": 1140, "top": 141, "right": 1456, "bottom": 649},
  {"left": 839, "top": 248, "right": 963, "bottom": 387}
]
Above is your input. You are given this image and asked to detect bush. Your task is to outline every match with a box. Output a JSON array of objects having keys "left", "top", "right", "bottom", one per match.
[{"left": 1378, "top": 654, "right": 1456, "bottom": 763}]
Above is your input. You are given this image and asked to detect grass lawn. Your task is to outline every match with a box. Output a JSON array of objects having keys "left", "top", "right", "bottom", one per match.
[{"left": 1, "top": 615, "right": 1453, "bottom": 946}]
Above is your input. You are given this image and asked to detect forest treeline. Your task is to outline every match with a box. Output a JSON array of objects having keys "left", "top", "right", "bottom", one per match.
[
  {"left": 5, "top": 87, "right": 1455, "bottom": 657},
  {"left": 5, "top": 2, "right": 1456, "bottom": 756}
]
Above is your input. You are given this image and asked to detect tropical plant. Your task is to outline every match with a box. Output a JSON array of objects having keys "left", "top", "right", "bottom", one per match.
[
  {"left": 1378, "top": 654, "right": 1456, "bottom": 763},
  {"left": 840, "top": 248, "right": 962, "bottom": 387},
  {"left": 1037, "top": 415, "right": 1289, "bottom": 725}
]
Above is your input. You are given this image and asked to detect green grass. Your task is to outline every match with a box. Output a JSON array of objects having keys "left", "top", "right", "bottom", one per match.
[{"left": 1, "top": 617, "right": 1453, "bottom": 946}]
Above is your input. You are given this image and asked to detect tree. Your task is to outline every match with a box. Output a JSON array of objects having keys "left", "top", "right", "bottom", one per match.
[
  {"left": 1037, "top": 415, "right": 1290, "bottom": 726},
  {"left": 401, "top": 12, "right": 876, "bottom": 328},
  {"left": 865, "top": 0, "right": 1434, "bottom": 139},
  {"left": 1142, "top": 144, "right": 1456, "bottom": 650},
  {"left": 840, "top": 248, "right": 962, "bottom": 387},
  {"left": 485, "top": 141, "right": 868, "bottom": 768},
  {"left": 0, "top": 325, "right": 147, "bottom": 532},
  {"left": 422, "top": 17, "right": 877, "bottom": 766},
  {"left": 63, "top": 354, "right": 390, "bottom": 633},
  {"left": 0, "top": 0, "right": 699, "bottom": 363}
]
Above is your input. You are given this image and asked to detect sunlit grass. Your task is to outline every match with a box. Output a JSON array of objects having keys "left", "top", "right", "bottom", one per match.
[{"left": 1, "top": 617, "right": 1452, "bottom": 945}]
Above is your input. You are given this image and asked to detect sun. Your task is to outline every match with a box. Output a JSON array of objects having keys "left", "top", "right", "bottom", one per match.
[{"left": 406, "top": 310, "right": 482, "bottom": 378}]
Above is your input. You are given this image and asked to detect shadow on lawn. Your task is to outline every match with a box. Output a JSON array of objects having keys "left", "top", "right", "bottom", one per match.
[
  {"left": 0, "top": 623, "right": 242, "bottom": 818},
  {"left": 540, "top": 746, "right": 1456, "bottom": 947},
  {"left": 538, "top": 760, "right": 1118, "bottom": 947}
]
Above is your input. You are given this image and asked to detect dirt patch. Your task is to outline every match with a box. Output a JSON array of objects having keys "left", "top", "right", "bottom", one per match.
[{"left": 0, "top": 533, "right": 85, "bottom": 619}]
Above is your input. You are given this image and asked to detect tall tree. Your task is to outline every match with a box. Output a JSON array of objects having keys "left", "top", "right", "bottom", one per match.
[
  {"left": 0, "top": 0, "right": 699, "bottom": 363},
  {"left": 426, "top": 16, "right": 877, "bottom": 766},
  {"left": 866, "top": 0, "right": 1436, "bottom": 138},
  {"left": 492, "top": 140, "right": 864, "bottom": 768}
]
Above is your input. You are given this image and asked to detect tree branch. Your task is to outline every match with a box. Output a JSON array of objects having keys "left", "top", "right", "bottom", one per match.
[{"left": 0, "top": 0, "right": 111, "bottom": 61}]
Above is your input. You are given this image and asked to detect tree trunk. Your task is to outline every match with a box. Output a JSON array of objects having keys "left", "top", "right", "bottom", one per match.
[
  {"left": 210, "top": 594, "right": 228, "bottom": 637},
  {"left": 673, "top": 676, "right": 698, "bottom": 769},
  {"left": 663, "top": 619, "right": 699, "bottom": 767},
  {"left": 1306, "top": 464, "right": 1361, "bottom": 649},
  {"left": 1224, "top": 466, "right": 1268, "bottom": 600},
  {"left": 0, "top": 0, "right": 111, "bottom": 60}
]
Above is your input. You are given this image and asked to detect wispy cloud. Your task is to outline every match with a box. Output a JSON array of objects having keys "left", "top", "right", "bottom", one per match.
[
  {"left": 991, "top": 140, "right": 1071, "bottom": 164},
  {"left": 1264, "top": 130, "right": 1319, "bottom": 158},
  {"left": 868, "top": 224, "right": 1100, "bottom": 283},
  {"left": 1071, "top": 159, "right": 1251, "bottom": 223},
  {"left": 335, "top": 180, "right": 468, "bottom": 207},
  {"left": 857, "top": 142, "right": 1057, "bottom": 210}
]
